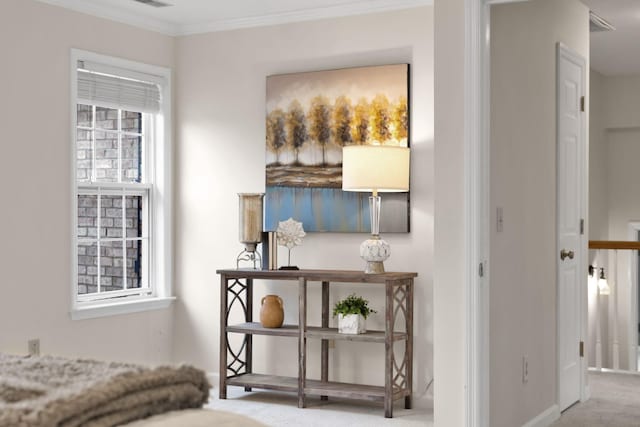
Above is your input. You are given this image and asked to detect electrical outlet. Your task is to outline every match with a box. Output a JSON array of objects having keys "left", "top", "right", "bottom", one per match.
[
  {"left": 328, "top": 339, "right": 335, "bottom": 349},
  {"left": 28, "top": 339, "right": 40, "bottom": 356},
  {"left": 522, "top": 356, "right": 528, "bottom": 383}
]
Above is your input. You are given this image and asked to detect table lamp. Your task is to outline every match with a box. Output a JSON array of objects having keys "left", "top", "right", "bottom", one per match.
[
  {"left": 342, "top": 145, "right": 410, "bottom": 274},
  {"left": 237, "top": 193, "right": 264, "bottom": 269}
]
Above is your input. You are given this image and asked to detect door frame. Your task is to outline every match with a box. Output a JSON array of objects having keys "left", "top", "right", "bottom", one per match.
[
  {"left": 555, "top": 42, "right": 588, "bottom": 409},
  {"left": 465, "top": 1, "right": 492, "bottom": 425},
  {"left": 465, "top": 1, "right": 529, "bottom": 426},
  {"left": 627, "top": 221, "right": 640, "bottom": 372}
]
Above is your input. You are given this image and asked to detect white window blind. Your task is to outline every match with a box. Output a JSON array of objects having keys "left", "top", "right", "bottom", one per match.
[{"left": 77, "top": 61, "right": 162, "bottom": 114}]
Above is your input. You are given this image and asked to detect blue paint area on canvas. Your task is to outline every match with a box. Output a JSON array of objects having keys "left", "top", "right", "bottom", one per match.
[{"left": 266, "top": 186, "right": 370, "bottom": 232}]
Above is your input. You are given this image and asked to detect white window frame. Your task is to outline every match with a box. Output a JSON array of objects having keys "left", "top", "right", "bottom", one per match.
[{"left": 70, "top": 49, "right": 174, "bottom": 320}]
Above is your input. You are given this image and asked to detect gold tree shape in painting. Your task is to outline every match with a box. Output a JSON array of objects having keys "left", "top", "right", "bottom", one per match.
[
  {"left": 266, "top": 109, "right": 287, "bottom": 165},
  {"left": 351, "top": 98, "right": 370, "bottom": 145},
  {"left": 286, "top": 100, "right": 308, "bottom": 165},
  {"left": 371, "top": 94, "right": 392, "bottom": 144},
  {"left": 392, "top": 96, "right": 408, "bottom": 143},
  {"left": 333, "top": 95, "right": 353, "bottom": 148},
  {"left": 308, "top": 95, "right": 332, "bottom": 166}
]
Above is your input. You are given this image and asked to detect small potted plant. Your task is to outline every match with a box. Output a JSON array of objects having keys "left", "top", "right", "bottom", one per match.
[{"left": 333, "top": 293, "right": 377, "bottom": 334}]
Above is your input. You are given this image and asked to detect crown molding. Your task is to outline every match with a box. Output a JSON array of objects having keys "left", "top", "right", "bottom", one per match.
[
  {"left": 177, "top": 0, "right": 433, "bottom": 36},
  {"left": 34, "top": 0, "right": 432, "bottom": 37}
]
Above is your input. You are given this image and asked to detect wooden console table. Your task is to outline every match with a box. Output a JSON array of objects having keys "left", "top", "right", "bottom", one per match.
[{"left": 216, "top": 269, "right": 416, "bottom": 418}]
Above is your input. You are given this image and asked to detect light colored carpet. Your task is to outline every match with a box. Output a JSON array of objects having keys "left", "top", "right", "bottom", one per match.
[
  {"left": 207, "top": 386, "right": 433, "bottom": 426},
  {"left": 126, "top": 409, "right": 266, "bottom": 426},
  {"left": 552, "top": 371, "right": 640, "bottom": 427}
]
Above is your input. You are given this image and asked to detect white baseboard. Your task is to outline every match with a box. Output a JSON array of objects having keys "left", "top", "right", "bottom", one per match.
[
  {"left": 521, "top": 405, "right": 560, "bottom": 427},
  {"left": 583, "top": 384, "right": 591, "bottom": 401},
  {"left": 412, "top": 394, "right": 433, "bottom": 410}
]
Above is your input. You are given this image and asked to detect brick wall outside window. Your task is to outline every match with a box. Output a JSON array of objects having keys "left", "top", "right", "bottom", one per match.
[{"left": 76, "top": 105, "right": 143, "bottom": 295}]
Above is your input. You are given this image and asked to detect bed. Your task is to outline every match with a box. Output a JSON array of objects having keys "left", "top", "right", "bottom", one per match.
[{"left": 0, "top": 353, "right": 265, "bottom": 427}]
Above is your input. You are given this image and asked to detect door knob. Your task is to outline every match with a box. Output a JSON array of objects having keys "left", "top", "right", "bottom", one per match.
[{"left": 560, "top": 249, "right": 574, "bottom": 261}]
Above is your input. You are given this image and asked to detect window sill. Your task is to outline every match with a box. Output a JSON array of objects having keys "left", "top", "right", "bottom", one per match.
[{"left": 71, "top": 296, "right": 175, "bottom": 320}]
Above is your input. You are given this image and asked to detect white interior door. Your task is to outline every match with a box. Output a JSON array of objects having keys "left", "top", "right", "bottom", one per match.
[{"left": 557, "top": 43, "right": 586, "bottom": 412}]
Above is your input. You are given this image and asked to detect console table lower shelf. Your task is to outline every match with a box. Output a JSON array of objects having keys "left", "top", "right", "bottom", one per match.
[
  {"left": 217, "top": 269, "right": 416, "bottom": 418},
  {"left": 226, "top": 373, "right": 409, "bottom": 402}
]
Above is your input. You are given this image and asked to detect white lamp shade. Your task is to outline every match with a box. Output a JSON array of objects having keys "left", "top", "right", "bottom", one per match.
[{"left": 342, "top": 145, "right": 410, "bottom": 192}]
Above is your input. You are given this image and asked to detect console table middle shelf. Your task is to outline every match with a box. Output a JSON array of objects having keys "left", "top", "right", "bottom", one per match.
[{"left": 216, "top": 269, "right": 416, "bottom": 418}]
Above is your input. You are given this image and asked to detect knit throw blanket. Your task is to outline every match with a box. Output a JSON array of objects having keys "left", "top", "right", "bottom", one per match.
[{"left": 0, "top": 353, "right": 210, "bottom": 427}]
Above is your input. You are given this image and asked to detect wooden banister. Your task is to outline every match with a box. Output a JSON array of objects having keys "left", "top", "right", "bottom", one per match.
[{"left": 589, "top": 240, "right": 640, "bottom": 250}]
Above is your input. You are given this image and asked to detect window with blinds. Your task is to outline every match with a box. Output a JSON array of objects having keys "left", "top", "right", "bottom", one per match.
[
  {"left": 77, "top": 60, "right": 162, "bottom": 113},
  {"left": 71, "top": 50, "right": 172, "bottom": 319}
]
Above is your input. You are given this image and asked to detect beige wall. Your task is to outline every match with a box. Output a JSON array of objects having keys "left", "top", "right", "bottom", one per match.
[
  {"left": 490, "top": 1, "right": 589, "bottom": 426},
  {"left": 173, "top": 7, "right": 434, "bottom": 394},
  {"left": 0, "top": 0, "right": 176, "bottom": 364},
  {"left": 589, "top": 70, "right": 609, "bottom": 241},
  {"left": 433, "top": 0, "right": 466, "bottom": 425},
  {"left": 602, "top": 75, "right": 640, "bottom": 129},
  {"left": 1, "top": 0, "right": 437, "bottom": 401}
]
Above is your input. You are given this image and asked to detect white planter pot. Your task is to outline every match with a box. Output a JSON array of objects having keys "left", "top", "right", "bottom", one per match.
[{"left": 338, "top": 313, "right": 367, "bottom": 334}]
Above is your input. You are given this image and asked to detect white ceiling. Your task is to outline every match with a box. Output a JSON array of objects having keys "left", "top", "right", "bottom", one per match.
[
  {"left": 582, "top": 0, "right": 640, "bottom": 76},
  {"left": 38, "top": 0, "right": 638, "bottom": 75},
  {"left": 36, "top": 0, "right": 431, "bottom": 36}
]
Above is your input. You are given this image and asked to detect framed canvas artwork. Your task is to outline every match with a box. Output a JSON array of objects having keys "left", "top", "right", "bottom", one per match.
[{"left": 265, "top": 64, "right": 410, "bottom": 233}]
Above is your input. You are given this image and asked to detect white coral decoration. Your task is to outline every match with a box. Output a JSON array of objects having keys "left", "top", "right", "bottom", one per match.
[{"left": 276, "top": 218, "right": 306, "bottom": 250}]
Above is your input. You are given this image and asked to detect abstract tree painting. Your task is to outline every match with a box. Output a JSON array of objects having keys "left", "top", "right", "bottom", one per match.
[{"left": 265, "top": 64, "right": 410, "bottom": 233}]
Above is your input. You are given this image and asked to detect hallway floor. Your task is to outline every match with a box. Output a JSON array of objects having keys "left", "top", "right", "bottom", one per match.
[{"left": 552, "top": 371, "right": 640, "bottom": 427}]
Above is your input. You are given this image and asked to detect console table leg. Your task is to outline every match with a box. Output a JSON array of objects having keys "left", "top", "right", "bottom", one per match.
[
  {"left": 245, "top": 278, "right": 253, "bottom": 392},
  {"left": 384, "top": 281, "right": 394, "bottom": 418},
  {"left": 405, "top": 280, "right": 414, "bottom": 409},
  {"left": 321, "top": 280, "right": 329, "bottom": 401},
  {"left": 298, "top": 277, "right": 307, "bottom": 408},
  {"left": 219, "top": 275, "right": 228, "bottom": 399},
  {"left": 405, "top": 395, "right": 413, "bottom": 410}
]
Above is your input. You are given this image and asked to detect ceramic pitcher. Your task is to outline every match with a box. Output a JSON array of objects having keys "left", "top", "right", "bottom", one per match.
[{"left": 260, "top": 294, "right": 284, "bottom": 328}]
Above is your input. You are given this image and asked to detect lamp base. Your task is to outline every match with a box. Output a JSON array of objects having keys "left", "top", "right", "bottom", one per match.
[
  {"left": 364, "top": 260, "right": 385, "bottom": 274},
  {"left": 360, "top": 235, "right": 390, "bottom": 274},
  {"left": 237, "top": 248, "right": 262, "bottom": 269}
]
